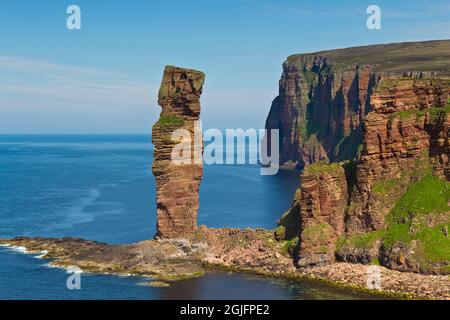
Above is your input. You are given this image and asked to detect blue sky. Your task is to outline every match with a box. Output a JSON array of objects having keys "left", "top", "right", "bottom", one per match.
[{"left": 0, "top": 0, "right": 449, "bottom": 133}]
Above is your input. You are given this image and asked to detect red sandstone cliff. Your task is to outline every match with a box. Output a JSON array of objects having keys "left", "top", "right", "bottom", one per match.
[
  {"left": 272, "top": 41, "right": 450, "bottom": 274},
  {"left": 346, "top": 78, "right": 450, "bottom": 234},
  {"left": 265, "top": 56, "right": 376, "bottom": 169},
  {"left": 153, "top": 66, "right": 205, "bottom": 239},
  {"left": 296, "top": 163, "right": 348, "bottom": 267},
  {"left": 278, "top": 77, "right": 450, "bottom": 274},
  {"left": 265, "top": 40, "right": 450, "bottom": 169}
]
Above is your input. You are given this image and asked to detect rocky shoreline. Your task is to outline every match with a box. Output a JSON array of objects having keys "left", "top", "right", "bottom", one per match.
[{"left": 1, "top": 228, "right": 448, "bottom": 300}]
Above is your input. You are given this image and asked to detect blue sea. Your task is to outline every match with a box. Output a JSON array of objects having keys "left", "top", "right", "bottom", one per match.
[{"left": 0, "top": 135, "right": 381, "bottom": 300}]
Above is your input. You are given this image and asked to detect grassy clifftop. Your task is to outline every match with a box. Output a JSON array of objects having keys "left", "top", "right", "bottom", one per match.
[{"left": 287, "top": 40, "right": 450, "bottom": 75}]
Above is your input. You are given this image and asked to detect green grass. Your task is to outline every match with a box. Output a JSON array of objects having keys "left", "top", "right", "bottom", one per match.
[
  {"left": 372, "top": 179, "right": 399, "bottom": 195},
  {"left": 337, "top": 230, "right": 383, "bottom": 251},
  {"left": 387, "top": 175, "right": 450, "bottom": 225},
  {"left": 371, "top": 257, "right": 381, "bottom": 265},
  {"left": 390, "top": 109, "right": 425, "bottom": 120},
  {"left": 275, "top": 203, "right": 301, "bottom": 241},
  {"left": 274, "top": 225, "right": 286, "bottom": 241},
  {"left": 302, "top": 223, "right": 333, "bottom": 245},
  {"left": 339, "top": 173, "right": 450, "bottom": 269},
  {"left": 429, "top": 105, "right": 450, "bottom": 122},
  {"left": 414, "top": 223, "right": 450, "bottom": 262},
  {"left": 382, "top": 222, "right": 450, "bottom": 264},
  {"left": 349, "top": 230, "right": 383, "bottom": 249},
  {"left": 281, "top": 237, "right": 299, "bottom": 256},
  {"left": 301, "top": 70, "right": 318, "bottom": 87},
  {"left": 381, "top": 174, "right": 450, "bottom": 266},
  {"left": 388, "top": 105, "right": 450, "bottom": 123},
  {"left": 287, "top": 40, "right": 450, "bottom": 75},
  {"left": 304, "top": 162, "right": 343, "bottom": 175},
  {"left": 155, "top": 115, "right": 185, "bottom": 127}
]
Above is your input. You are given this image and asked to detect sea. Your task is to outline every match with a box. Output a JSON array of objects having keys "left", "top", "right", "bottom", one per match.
[{"left": 0, "top": 135, "right": 383, "bottom": 299}]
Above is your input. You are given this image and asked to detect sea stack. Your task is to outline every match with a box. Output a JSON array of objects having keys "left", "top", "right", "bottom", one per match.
[{"left": 152, "top": 66, "right": 205, "bottom": 239}]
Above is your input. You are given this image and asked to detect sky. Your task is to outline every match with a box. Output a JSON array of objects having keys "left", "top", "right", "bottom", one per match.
[{"left": 0, "top": 0, "right": 449, "bottom": 134}]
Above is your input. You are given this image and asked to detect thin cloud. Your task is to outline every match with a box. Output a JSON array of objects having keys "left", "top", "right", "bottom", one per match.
[
  {"left": 0, "top": 56, "right": 156, "bottom": 106},
  {"left": 0, "top": 56, "right": 123, "bottom": 78}
]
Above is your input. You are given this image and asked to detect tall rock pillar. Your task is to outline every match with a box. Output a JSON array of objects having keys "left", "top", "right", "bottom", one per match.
[{"left": 152, "top": 66, "right": 205, "bottom": 239}]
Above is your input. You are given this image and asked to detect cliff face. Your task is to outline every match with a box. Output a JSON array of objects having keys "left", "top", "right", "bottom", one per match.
[
  {"left": 265, "top": 58, "right": 375, "bottom": 169},
  {"left": 272, "top": 41, "right": 450, "bottom": 274},
  {"left": 153, "top": 66, "right": 205, "bottom": 239},
  {"left": 346, "top": 78, "right": 450, "bottom": 234},
  {"left": 336, "top": 77, "right": 450, "bottom": 274},
  {"left": 296, "top": 163, "right": 348, "bottom": 267},
  {"left": 276, "top": 162, "right": 349, "bottom": 267},
  {"left": 279, "top": 77, "right": 450, "bottom": 274},
  {"left": 266, "top": 40, "right": 450, "bottom": 169}
]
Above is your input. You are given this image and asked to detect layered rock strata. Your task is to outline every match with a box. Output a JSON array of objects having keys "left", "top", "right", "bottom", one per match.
[
  {"left": 153, "top": 66, "right": 205, "bottom": 239},
  {"left": 346, "top": 78, "right": 450, "bottom": 234},
  {"left": 270, "top": 41, "right": 450, "bottom": 274},
  {"left": 265, "top": 57, "right": 376, "bottom": 169},
  {"left": 278, "top": 77, "right": 450, "bottom": 274},
  {"left": 265, "top": 40, "right": 450, "bottom": 169},
  {"left": 277, "top": 163, "right": 349, "bottom": 267},
  {"left": 298, "top": 164, "right": 348, "bottom": 267}
]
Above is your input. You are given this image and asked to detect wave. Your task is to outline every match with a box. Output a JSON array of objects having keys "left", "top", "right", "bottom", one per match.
[
  {"left": 34, "top": 250, "right": 49, "bottom": 259},
  {"left": 41, "top": 262, "right": 84, "bottom": 274},
  {"left": 2, "top": 245, "right": 29, "bottom": 254},
  {"left": 0, "top": 244, "right": 47, "bottom": 258}
]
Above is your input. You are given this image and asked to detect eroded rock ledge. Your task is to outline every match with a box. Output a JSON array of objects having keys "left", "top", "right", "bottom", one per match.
[
  {"left": 0, "top": 227, "right": 292, "bottom": 281},
  {"left": 1, "top": 231, "right": 449, "bottom": 299}
]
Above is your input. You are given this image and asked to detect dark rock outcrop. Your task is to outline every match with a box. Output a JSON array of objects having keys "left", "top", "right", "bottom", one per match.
[{"left": 153, "top": 66, "right": 205, "bottom": 239}]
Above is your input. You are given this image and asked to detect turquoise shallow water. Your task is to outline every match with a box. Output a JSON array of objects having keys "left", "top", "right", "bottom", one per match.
[{"left": 0, "top": 135, "right": 381, "bottom": 300}]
